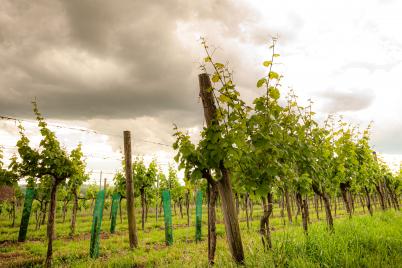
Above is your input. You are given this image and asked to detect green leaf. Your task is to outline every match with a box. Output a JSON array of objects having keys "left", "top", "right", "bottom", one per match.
[
  {"left": 191, "top": 169, "right": 202, "bottom": 181},
  {"left": 269, "top": 87, "right": 280, "bottom": 100},
  {"left": 257, "top": 78, "right": 266, "bottom": 88},
  {"left": 263, "top": 61, "right": 272, "bottom": 67},
  {"left": 219, "top": 94, "right": 231, "bottom": 103},
  {"left": 214, "top": 63, "right": 225, "bottom": 69},
  {"left": 212, "top": 73, "right": 220, "bottom": 83},
  {"left": 269, "top": 72, "right": 279, "bottom": 80},
  {"left": 204, "top": 57, "right": 211, "bottom": 62},
  {"left": 273, "top": 53, "right": 280, "bottom": 57}
]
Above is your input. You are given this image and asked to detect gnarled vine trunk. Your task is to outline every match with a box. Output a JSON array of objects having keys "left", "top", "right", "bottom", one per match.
[
  {"left": 62, "top": 200, "right": 69, "bottom": 223},
  {"left": 42, "top": 201, "right": 48, "bottom": 225},
  {"left": 245, "top": 193, "right": 250, "bottom": 230},
  {"left": 375, "top": 184, "right": 386, "bottom": 210},
  {"left": 312, "top": 184, "right": 333, "bottom": 231},
  {"left": 385, "top": 183, "right": 400, "bottom": 211},
  {"left": 235, "top": 193, "right": 240, "bottom": 216},
  {"left": 69, "top": 192, "right": 78, "bottom": 237},
  {"left": 340, "top": 183, "right": 352, "bottom": 218},
  {"left": 186, "top": 190, "right": 190, "bottom": 227},
  {"left": 145, "top": 194, "right": 149, "bottom": 223},
  {"left": 364, "top": 186, "right": 373, "bottom": 216},
  {"left": 280, "top": 192, "right": 285, "bottom": 225},
  {"left": 322, "top": 193, "right": 334, "bottom": 231},
  {"left": 207, "top": 179, "right": 218, "bottom": 265},
  {"left": 304, "top": 197, "right": 310, "bottom": 227},
  {"left": 260, "top": 196, "right": 268, "bottom": 248},
  {"left": 179, "top": 199, "right": 183, "bottom": 219},
  {"left": 140, "top": 188, "right": 145, "bottom": 231},
  {"left": 359, "top": 195, "right": 366, "bottom": 213},
  {"left": 249, "top": 198, "right": 253, "bottom": 222},
  {"left": 45, "top": 179, "right": 60, "bottom": 268},
  {"left": 155, "top": 199, "right": 159, "bottom": 223},
  {"left": 314, "top": 193, "right": 320, "bottom": 220},
  {"left": 296, "top": 192, "right": 308, "bottom": 234},
  {"left": 285, "top": 188, "right": 292, "bottom": 224},
  {"left": 11, "top": 199, "right": 16, "bottom": 227},
  {"left": 260, "top": 193, "right": 273, "bottom": 249}
]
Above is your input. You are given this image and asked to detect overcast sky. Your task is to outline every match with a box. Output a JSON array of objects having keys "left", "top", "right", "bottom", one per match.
[{"left": 1, "top": 0, "right": 401, "bottom": 184}]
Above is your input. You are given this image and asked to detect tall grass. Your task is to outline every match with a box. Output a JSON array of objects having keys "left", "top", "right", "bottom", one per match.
[{"left": 0, "top": 204, "right": 401, "bottom": 267}]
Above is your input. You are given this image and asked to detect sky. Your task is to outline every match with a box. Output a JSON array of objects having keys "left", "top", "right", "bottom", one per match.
[{"left": 1, "top": 0, "right": 402, "bottom": 185}]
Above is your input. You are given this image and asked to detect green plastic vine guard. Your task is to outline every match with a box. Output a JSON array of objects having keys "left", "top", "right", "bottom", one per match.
[
  {"left": 162, "top": 189, "right": 173, "bottom": 245},
  {"left": 110, "top": 193, "right": 121, "bottom": 233},
  {"left": 89, "top": 189, "right": 105, "bottom": 258},
  {"left": 18, "top": 187, "right": 35, "bottom": 242},
  {"left": 195, "top": 190, "right": 203, "bottom": 242}
]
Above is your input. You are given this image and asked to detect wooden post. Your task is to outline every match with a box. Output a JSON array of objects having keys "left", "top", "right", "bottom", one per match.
[
  {"left": 124, "top": 131, "right": 138, "bottom": 248},
  {"left": 198, "top": 73, "right": 244, "bottom": 264}
]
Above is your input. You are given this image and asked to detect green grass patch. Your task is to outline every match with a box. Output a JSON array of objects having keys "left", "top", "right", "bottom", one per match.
[{"left": 0, "top": 205, "right": 401, "bottom": 267}]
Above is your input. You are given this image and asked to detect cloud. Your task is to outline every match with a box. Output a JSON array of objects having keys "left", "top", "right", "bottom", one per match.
[
  {"left": 371, "top": 122, "right": 402, "bottom": 154},
  {"left": 0, "top": 0, "right": 275, "bottom": 122},
  {"left": 0, "top": 1, "right": 192, "bottom": 120},
  {"left": 2, "top": 0, "right": 402, "bottom": 172},
  {"left": 319, "top": 89, "right": 375, "bottom": 113}
]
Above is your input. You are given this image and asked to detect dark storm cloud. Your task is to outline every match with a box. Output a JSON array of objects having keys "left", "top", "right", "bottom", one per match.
[
  {"left": 0, "top": 0, "right": 265, "bottom": 128},
  {"left": 320, "top": 89, "right": 375, "bottom": 113}
]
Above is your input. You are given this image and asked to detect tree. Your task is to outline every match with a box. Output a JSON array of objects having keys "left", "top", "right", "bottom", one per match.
[
  {"left": 309, "top": 119, "right": 337, "bottom": 231},
  {"left": 174, "top": 37, "right": 399, "bottom": 263},
  {"left": 57, "top": 186, "right": 71, "bottom": 223},
  {"left": 183, "top": 177, "right": 197, "bottom": 227},
  {"left": 33, "top": 178, "right": 52, "bottom": 229},
  {"left": 154, "top": 169, "right": 167, "bottom": 222},
  {"left": 113, "top": 172, "right": 126, "bottom": 223},
  {"left": 0, "top": 148, "right": 18, "bottom": 187},
  {"left": 85, "top": 184, "right": 99, "bottom": 211},
  {"left": 334, "top": 125, "right": 359, "bottom": 218},
  {"left": 11, "top": 101, "right": 80, "bottom": 267},
  {"left": 0, "top": 148, "right": 20, "bottom": 227},
  {"left": 133, "top": 158, "right": 157, "bottom": 230},
  {"left": 144, "top": 161, "right": 158, "bottom": 223},
  {"left": 174, "top": 38, "right": 249, "bottom": 264},
  {"left": 167, "top": 165, "right": 185, "bottom": 218},
  {"left": 68, "top": 144, "right": 89, "bottom": 237},
  {"left": 245, "top": 40, "right": 286, "bottom": 245}
]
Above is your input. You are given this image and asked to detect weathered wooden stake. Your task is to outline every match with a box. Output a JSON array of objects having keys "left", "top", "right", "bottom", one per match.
[
  {"left": 124, "top": 130, "right": 138, "bottom": 248},
  {"left": 198, "top": 73, "right": 244, "bottom": 264}
]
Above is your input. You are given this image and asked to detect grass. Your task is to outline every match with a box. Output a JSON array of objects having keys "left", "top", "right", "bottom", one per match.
[{"left": 0, "top": 201, "right": 401, "bottom": 267}]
